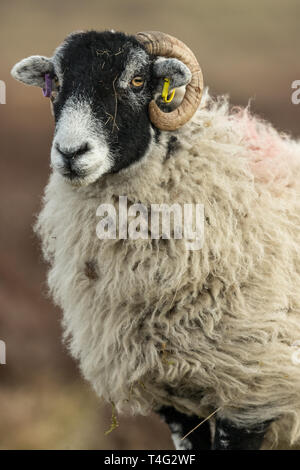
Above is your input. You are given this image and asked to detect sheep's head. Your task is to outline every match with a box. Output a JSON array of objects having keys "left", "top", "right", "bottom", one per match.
[{"left": 11, "top": 30, "right": 203, "bottom": 186}]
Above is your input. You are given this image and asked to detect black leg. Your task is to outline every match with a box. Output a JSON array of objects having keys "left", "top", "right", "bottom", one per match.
[
  {"left": 213, "top": 417, "right": 271, "bottom": 450},
  {"left": 156, "top": 406, "right": 212, "bottom": 450}
]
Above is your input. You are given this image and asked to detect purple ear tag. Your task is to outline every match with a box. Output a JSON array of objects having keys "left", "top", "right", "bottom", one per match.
[{"left": 42, "top": 73, "right": 52, "bottom": 98}]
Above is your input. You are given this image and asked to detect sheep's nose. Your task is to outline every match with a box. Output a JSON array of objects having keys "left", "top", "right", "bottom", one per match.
[{"left": 56, "top": 142, "right": 90, "bottom": 160}]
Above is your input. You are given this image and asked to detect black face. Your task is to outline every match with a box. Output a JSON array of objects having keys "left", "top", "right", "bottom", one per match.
[{"left": 51, "top": 31, "right": 156, "bottom": 179}]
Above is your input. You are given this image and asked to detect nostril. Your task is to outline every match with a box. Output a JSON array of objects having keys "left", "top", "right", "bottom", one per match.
[{"left": 56, "top": 142, "right": 90, "bottom": 159}]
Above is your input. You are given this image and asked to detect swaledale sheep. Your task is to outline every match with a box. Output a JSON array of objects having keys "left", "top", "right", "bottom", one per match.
[{"left": 12, "top": 30, "right": 300, "bottom": 450}]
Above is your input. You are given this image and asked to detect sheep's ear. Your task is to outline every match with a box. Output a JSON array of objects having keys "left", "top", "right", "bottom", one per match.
[
  {"left": 11, "top": 56, "right": 54, "bottom": 87},
  {"left": 152, "top": 57, "right": 192, "bottom": 91}
]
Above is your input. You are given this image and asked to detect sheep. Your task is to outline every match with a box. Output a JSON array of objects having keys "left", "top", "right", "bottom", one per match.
[{"left": 11, "top": 29, "right": 300, "bottom": 450}]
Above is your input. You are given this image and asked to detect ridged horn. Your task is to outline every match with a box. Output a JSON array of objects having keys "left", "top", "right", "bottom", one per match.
[{"left": 136, "top": 31, "right": 203, "bottom": 131}]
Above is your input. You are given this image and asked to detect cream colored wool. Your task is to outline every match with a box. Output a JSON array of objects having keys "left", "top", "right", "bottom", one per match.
[{"left": 35, "top": 92, "right": 300, "bottom": 445}]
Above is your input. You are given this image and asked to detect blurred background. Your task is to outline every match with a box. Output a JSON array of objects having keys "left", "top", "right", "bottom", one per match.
[{"left": 0, "top": 0, "right": 300, "bottom": 450}]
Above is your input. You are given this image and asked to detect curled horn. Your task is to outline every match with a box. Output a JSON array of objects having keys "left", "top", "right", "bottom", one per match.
[{"left": 136, "top": 31, "right": 203, "bottom": 131}]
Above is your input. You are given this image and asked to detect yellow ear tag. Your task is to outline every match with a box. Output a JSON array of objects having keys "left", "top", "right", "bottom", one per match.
[{"left": 162, "top": 78, "right": 176, "bottom": 103}]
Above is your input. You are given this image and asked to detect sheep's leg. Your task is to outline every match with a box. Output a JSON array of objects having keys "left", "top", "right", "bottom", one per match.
[
  {"left": 156, "top": 406, "right": 212, "bottom": 450},
  {"left": 212, "top": 417, "right": 271, "bottom": 450}
]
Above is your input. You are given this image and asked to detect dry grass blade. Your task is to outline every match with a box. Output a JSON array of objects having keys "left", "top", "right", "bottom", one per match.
[
  {"left": 104, "top": 402, "right": 120, "bottom": 435},
  {"left": 181, "top": 407, "right": 222, "bottom": 441},
  {"left": 96, "top": 49, "right": 111, "bottom": 56},
  {"left": 104, "top": 111, "right": 114, "bottom": 126}
]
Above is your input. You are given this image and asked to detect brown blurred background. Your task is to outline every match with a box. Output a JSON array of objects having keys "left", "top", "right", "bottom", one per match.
[{"left": 0, "top": 0, "right": 300, "bottom": 450}]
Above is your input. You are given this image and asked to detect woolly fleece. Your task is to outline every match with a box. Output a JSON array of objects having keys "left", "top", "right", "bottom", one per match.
[{"left": 35, "top": 92, "right": 300, "bottom": 445}]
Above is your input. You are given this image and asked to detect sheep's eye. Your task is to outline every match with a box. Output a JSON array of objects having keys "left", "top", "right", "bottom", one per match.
[{"left": 131, "top": 76, "right": 144, "bottom": 88}]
